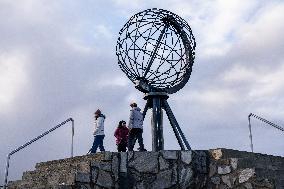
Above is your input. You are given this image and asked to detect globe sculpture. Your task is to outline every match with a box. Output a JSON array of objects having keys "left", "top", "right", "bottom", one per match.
[{"left": 116, "top": 8, "right": 196, "bottom": 151}]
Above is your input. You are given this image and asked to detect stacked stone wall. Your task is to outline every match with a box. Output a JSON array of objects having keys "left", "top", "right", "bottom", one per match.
[
  {"left": 75, "top": 151, "right": 193, "bottom": 189},
  {"left": 7, "top": 149, "right": 284, "bottom": 189},
  {"left": 193, "top": 149, "right": 283, "bottom": 188}
]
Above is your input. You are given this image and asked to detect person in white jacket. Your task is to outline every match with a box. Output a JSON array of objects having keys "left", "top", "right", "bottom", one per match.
[
  {"left": 128, "top": 102, "right": 146, "bottom": 151},
  {"left": 90, "top": 109, "right": 106, "bottom": 153}
]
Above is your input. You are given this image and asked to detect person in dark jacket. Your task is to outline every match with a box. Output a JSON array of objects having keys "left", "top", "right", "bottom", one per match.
[
  {"left": 114, "top": 120, "right": 129, "bottom": 152},
  {"left": 128, "top": 102, "right": 146, "bottom": 151},
  {"left": 90, "top": 109, "right": 106, "bottom": 153}
]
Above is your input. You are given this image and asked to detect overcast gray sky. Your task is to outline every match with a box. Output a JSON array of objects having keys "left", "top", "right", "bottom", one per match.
[{"left": 1, "top": 0, "right": 284, "bottom": 184}]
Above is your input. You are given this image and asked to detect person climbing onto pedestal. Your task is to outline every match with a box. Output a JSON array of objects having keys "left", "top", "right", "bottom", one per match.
[
  {"left": 90, "top": 109, "right": 106, "bottom": 153},
  {"left": 127, "top": 102, "right": 146, "bottom": 151}
]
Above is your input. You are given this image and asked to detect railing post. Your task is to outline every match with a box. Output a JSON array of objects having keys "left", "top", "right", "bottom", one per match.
[
  {"left": 248, "top": 113, "right": 253, "bottom": 152},
  {"left": 248, "top": 113, "right": 284, "bottom": 153},
  {"left": 71, "top": 118, "right": 74, "bottom": 158},
  {"left": 4, "top": 154, "right": 11, "bottom": 189}
]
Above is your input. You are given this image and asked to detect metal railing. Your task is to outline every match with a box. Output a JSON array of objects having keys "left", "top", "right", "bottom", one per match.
[
  {"left": 248, "top": 113, "right": 284, "bottom": 152},
  {"left": 3, "top": 118, "right": 74, "bottom": 189}
]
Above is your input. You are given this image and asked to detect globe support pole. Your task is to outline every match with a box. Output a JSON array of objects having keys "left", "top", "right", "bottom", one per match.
[
  {"left": 144, "top": 92, "right": 168, "bottom": 151},
  {"left": 143, "top": 92, "right": 191, "bottom": 151},
  {"left": 163, "top": 100, "right": 191, "bottom": 150},
  {"left": 152, "top": 97, "right": 163, "bottom": 151}
]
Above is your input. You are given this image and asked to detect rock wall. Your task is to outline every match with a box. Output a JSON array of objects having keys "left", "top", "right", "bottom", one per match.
[
  {"left": 69, "top": 150, "right": 193, "bottom": 188},
  {"left": 7, "top": 149, "right": 284, "bottom": 189},
  {"left": 193, "top": 149, "right": 284, "bottom": 188},
  {"left": 8, "top": 151, "right": 194, "bottom": 189}
]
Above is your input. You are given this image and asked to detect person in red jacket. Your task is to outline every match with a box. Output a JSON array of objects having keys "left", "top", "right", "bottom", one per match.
[{"left": 114, "top": 120, "right": 129, "bottom": 152}]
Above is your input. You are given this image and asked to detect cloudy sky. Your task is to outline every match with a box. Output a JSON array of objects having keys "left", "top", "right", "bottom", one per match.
[{"left": 1, "top": 0, "right": 284, "bottom": 184}]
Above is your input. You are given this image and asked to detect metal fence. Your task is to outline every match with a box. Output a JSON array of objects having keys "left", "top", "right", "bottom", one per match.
[
  {"left": 3, "top": 118, "right": 74, "bottom": 189},
  {"left": 248, "top": 113, "right": 284, "bottom": 152}
]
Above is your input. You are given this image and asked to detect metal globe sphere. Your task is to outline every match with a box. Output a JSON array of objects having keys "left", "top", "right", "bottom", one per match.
[{"left": 116, "top": 8, "right": 196, "bottom": 94}]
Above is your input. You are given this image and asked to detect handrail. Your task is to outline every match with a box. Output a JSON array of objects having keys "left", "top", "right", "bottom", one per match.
[
  {"left": 3, "top": 118, "right": 74, "bottom": 189},
  {"left": 248, "top": 113, "right": 284, "bottom": 152}
]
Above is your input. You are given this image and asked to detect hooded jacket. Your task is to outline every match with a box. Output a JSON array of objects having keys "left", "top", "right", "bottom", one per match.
[
  {"left": 114, "top": 126, "right": 129, "bottom": 144},
  {"left": 93, "top": 114, "right": 105, "bottom": 136},
  {"left": 128, "top": 107, "right": 143, "bottom": 129}
]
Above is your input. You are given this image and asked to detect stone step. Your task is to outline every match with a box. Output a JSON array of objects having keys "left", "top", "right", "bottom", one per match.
[
  {"left": 21, "top": 167, "right": 79, "bottom": 186},
  {"left": 8, "top": 180, "right": 34, "bottom": 189},
  {"left": 22, "top": 170, "right": 40, "bottom": 181},
  {"left": 35, "top": 153, "right": 105, "bottom": 171},
  {"left": 255, "top": 167, "right": 284, "bottom": 178},
  {"left": 208, "top": 148, "right": 284, "bottom": 170},
  {"left": 8, "top": 153, "right": 110, "bottom": 189},
  {"left": 214, "top": 148, "right": 284, "bottom": 161},
  {"left": 234, "top": 157, "right": 284, "bottom": 171},
  {"left": 7, "top": 180, "right": 22, "bottom": 189}
]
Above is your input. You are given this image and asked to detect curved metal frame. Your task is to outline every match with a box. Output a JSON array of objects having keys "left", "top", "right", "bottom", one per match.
[
  {"left": 3, "top": 118, "right": 74, "bottom": 189},
  {"left": 116, "top": 8, "right": 196, "bottom": 94}
]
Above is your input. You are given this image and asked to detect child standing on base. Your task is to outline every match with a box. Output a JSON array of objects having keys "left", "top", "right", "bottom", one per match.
[{"left": 114, "top": 120, "right": 129, "bottom": 152}]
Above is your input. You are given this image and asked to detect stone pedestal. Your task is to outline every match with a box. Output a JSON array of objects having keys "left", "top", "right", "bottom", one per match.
[{"left": 7, "top": 149, "right": 284, "bottom": 189}]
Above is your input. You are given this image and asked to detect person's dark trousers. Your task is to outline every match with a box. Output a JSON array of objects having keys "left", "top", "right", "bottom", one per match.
[
  {"left": 128, "top": 128, "right": 145, "bottom": 151},
  {"left": 90, "top": 135, "right": 105, "bottom": 153},
  {"left": 117, "top": 141, "right": 127, "bottom": 152}
]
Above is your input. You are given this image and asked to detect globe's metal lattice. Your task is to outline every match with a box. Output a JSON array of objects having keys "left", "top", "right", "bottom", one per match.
[{"left": 116, "top": 8, "right": 196, "bottom": 94}]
